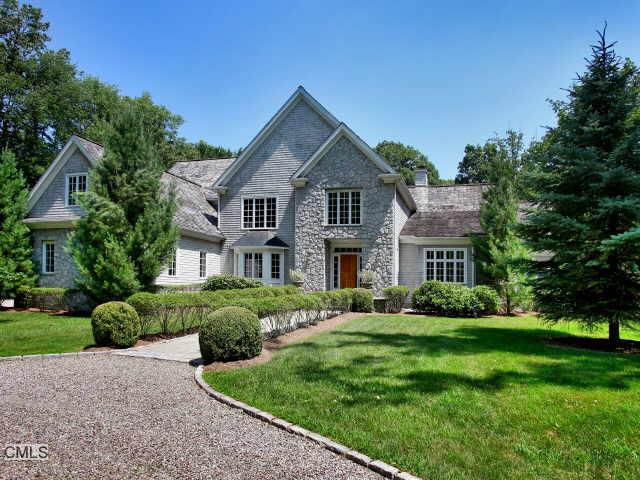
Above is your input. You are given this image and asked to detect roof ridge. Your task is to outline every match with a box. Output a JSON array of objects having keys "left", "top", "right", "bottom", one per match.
[
  {"left": 163, "top": 170, "right": 205, "bottom": 188},
  {"left": 172, "top": 157, "right": 237, "bottom": 163},
  {"left": 72, "top": 133, "right": 104, "bottom": 147}
]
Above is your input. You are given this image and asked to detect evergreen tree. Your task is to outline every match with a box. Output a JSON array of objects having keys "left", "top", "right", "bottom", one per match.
[
  {"left": 0, "top": 150, "right": 35, "bottom": 303},
  {"left": 67, "top": 107, "right": 178, "bottom": 302},
  {"left": 520, "top": 27, "right": 640, "bottom": 344},
  {"left": 472, "top": 136, "right": 531, "bottom": 314}
]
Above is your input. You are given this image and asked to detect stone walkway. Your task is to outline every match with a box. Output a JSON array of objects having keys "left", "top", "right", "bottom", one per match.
[{"left": 113, "top": 333, "right": 202, "bottom": 363}]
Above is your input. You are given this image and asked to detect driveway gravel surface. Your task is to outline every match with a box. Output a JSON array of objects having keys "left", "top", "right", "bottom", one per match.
[{"left": 0, "top": 355, "right": 381, "bottom": 479}]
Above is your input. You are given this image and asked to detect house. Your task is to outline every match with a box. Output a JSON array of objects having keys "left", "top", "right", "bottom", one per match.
[{"left": 25, "top": 86, "right": 488, "bottom": 295}]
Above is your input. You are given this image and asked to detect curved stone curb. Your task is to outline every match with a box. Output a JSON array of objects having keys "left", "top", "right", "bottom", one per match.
[
  {"left": 0, "top": 350, "right": 112, "bottom": 362},
  {"left": 194, "top": 365, "right": 421, "bottom": 480}
]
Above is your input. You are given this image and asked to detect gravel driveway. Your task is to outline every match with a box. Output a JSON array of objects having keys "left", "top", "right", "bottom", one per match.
[{"left": 0, "top": 355, "right": 381, "bottom": 479}]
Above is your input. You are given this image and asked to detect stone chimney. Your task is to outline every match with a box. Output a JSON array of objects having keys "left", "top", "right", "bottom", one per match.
[{"left": 415, "top": 169, "right": 428, "bottom": 186}]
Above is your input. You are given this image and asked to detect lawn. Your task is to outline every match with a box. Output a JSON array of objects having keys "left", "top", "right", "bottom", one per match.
[
  {"left": 205, "top": 315, "right": 640, "bottom": 480},
  {"left": 0, "top": 311, "right": 94, "bottom": 357}
]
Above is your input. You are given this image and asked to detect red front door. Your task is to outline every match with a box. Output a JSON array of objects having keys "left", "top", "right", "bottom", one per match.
[{"left": 340, "top": 254, "right": 358, "bottom": 289}]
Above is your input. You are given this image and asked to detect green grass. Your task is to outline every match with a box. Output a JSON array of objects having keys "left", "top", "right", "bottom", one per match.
[
  {"left": 0, "top": 311, "right": 94, "bottom": 356},
  {"left": 205, "top": 315, "right": 640, "bottom": 480}
]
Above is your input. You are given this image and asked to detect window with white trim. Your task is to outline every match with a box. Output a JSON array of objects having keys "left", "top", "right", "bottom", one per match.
[
  {"left": 242, "top": 197, "right": 277, "bottom": 229},
  {"left": 424, "top": 248, "right": 466, "bottom": 284},
  {"left": 42, "top": 241, "right": 55, "bottom": 273},
  {"left": 167, "top": 250, "right": 177, "bottom": 276},
  {"left": 271, "top": 253, "right": 281, "bottom": 280},
  {"left": 199, "top": 251, "right": 207, "bottom": 278},
  {"left": 243, "top": 252, "right": 263, "bottom": 278},
  {"left": 326, "top": 190, "right": 361, "bottom": 225},
  {"left": 66, "top": 173, "right": 88, "bottom": 206}
]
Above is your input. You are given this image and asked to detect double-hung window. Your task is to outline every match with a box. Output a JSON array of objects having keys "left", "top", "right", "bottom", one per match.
[
  {"left": 326, "top": 190, "right": 361, "bottom": 225},
  {"left": 199, "top": 251, "right": 207, "bottom": 278},
  {"left": 424, "top": 248, "right": 466, "bottom": 284},
  {"left": 271, "top": 253, "right": 281, "bottom": 280},
  {"left": 167, "top": 250, "right": 177, "bottom": 276},
  {"left": 42, "top": 241, "right": 55, "bottom": 274},
  {"left": 243, "top": 197, "right": 277, "bottom": 229},
  {"left": 66, "top": 173, "right": 88, "bottom": 206},
  {"left": 243, "top": 252, "right": 263, "bottom": 279}
]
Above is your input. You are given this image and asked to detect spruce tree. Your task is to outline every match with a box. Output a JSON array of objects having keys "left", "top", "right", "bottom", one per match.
[
  {"left": 521, "top": 27, "right": 640, "bottom": 344},
  {"left": 0, "top": 150, "right": 35, "bottom": 304},
  {"left": 472, "top": 133, "right": 531, "bottom": 314},
  {"left": 67, "top": 107, "right": 178, "bottom": 302}
]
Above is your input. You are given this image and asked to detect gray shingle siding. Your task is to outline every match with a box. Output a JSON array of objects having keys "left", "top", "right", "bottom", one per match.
[
  {"left": 218, "top": 98, "right": 334, "bottom": 280},
  {"left": 28, "top": 149, "right": 91, "bottom": 219}
]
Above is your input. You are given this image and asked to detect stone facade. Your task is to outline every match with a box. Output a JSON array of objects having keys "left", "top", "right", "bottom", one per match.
[
  {"left": 294, "top": 136, "right": 395, "bottom": 295},
  {"left": 31, "top": 228, "right": 78, "bottom": 289}
]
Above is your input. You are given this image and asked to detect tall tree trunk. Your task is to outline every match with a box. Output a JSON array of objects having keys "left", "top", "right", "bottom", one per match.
[{"left": 609, "top": 321, "right": 620, "bottom": 346}]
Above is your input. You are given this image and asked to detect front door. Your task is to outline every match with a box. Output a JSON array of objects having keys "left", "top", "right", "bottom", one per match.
[{"left": 340, "top": 254, "right": 358, "bottom": 289}]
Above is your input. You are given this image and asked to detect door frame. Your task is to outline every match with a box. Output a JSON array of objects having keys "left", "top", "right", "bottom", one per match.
[{"left": 331, "top": 251, "right": 363, "bottom": 290}]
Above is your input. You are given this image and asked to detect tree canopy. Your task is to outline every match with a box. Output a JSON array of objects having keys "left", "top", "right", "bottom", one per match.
[
  {"left": 520, "top": 27, "right": 640, "bottom": 344},
  {"left": 374, "top": 140, "right": 441, "bottom": 185}
]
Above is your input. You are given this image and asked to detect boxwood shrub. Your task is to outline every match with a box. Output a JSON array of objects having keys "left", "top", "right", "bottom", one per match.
[
  {"left": 412, "top": 280, "right": 482, "bottom": 317},
  {"left": 472, "top": 285, "right": 500, "bottom": 315},
  {"left": 351, "top": 288, "right": 374, "bottom": 313},
  {"left": 201, "top": 274, "right": 262, "bottom": 291},
  {"left": 383, "top": 285, "right": 409, "bottom": 313},
  {"left": 91, "top": 301, "right": 140, "bottom": 348},
  {"left": 199, "top": 306, "right": 262, "bottom": 363}
]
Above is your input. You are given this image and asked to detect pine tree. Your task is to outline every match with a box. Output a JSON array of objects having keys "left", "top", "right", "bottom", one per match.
[
  {"left": 67, "top": 107, "right": 178, "bottom": 302},
  {"left": 520, "top": 27, "right": 640, "bottom": 344},
  {"left": 472, "top": 134, "right": 531, "bottom": 314},
  {"left": 0, "top": 150, "right": 35, "bottom": 303}
]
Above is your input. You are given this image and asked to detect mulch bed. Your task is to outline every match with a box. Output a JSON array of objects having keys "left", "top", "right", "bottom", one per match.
[{"left": 547, "top": 336, "right": 640, "bottom": 355}]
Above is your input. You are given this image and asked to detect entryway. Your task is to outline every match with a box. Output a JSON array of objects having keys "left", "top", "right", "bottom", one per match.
[{"left": 339, "top": 254, "right": 358, "bottom": 289}]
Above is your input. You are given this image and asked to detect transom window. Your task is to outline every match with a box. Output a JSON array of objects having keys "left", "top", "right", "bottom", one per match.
[
  {"left": 326, "top": 190, "right": 361, "bottom": 225},
  {"left": 66, "top": 173, "right": 88, "bottom": 206},
  {"left": 424, "top": 248, "right": 466, "bottom": 284},
  {"left": 42, "top": 241, "right": 55, "bottom": 273},
  {"left": 167, "top": 250, "right": 177, "bottom": 276},
  {"left": 243, "top": 197, "right": 277, "bottom": 229},
  {"left": 199, "top": 251, "right": 207, "bottom": 278},
  {"left": 244, "top": 252, "right": 263, "bottom": 278}
]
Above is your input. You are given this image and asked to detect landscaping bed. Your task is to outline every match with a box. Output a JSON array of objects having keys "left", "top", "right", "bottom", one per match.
[{"left": 204, "top": 314, "right": 640, "bottom": 480}]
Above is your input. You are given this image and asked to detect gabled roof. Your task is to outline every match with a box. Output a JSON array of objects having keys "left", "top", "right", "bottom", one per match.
[
  {"left": 291, "top": 123, "right": 395, "bottom": 179},
  {"left": 27, "top": 135, "right": 104, "bottom": 212},
  {"left": 167, "top": 157, "right": 237, "bottom": 189},
  {"left": 214, "top": 86, "right": 340, "bottom": 190}
]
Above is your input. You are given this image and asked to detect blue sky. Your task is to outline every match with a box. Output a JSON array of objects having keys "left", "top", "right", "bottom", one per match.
[{"left": 36, "top": 0, "right": 638, "bottom": 179}]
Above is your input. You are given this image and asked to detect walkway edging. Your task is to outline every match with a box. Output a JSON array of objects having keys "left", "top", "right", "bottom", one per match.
[
  {"left": 0, "top": 350, "right": 112, "bottom": 362},
  {"left": 194, "top": 365, "right": 421, "bottom": 480}
]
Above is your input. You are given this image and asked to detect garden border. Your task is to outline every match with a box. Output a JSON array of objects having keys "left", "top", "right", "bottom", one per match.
[{"left": 194, "top": 365, "right": 421, "bottom": 480}]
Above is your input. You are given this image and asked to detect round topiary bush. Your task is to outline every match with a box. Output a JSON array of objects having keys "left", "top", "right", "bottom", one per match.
[
  {"left": 472, "top": 285, "right": 501, "bottom": 315},
  {"left": 412, "top": 280, "right": 482, "bottom": 317},
  {"left": 351, "top": 288, "right": 374, "bottom": 313},
  {"left": 199, "top": 306, "right": 262, "bottom": 363},
  {"left": 201, "top": 274, "right": 262, "bottom": 291},
  {"left": 91, "top": 301, "right": 140, "bottom": 348}
]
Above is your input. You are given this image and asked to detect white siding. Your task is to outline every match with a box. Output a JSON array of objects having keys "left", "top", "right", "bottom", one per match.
[
  {"left": 155, "top": 235, "right": 222, "bottom": 285},
  {"left": 28, "top": 148, "right": 91, "bottom": 219},
  {"left": 393, "top": 189, "right": 411, "bottom": 285}
]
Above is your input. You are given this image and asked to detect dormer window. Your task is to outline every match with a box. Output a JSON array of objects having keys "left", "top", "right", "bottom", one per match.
[{"left": 66, "top": 173, "right": 88, "bottom": 206}]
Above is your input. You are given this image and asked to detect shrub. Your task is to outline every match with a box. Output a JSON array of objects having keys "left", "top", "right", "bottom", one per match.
[
  {"left": 473, "top": 285, "right": 500, "bottom": 315},
  {"left": 352, "top": 288, "right": 374, "bottom": 312},
  {"left": 18, "top": 287, "right": 67, "bottom": 310},
  {"left": 201, "top": 274, "right": 262, "bottom": 291},
  {"left": 91, "top": 301, "right": 140, "bottom": 347},
  {"left": 412, "top": 281, "right": 482, "bottom": 317},
  {"left": 199, "top": 306, "right": 262, "bottom": 363},
  {"left": 383, "top": 285, "right": 409, "bottom": 313}
]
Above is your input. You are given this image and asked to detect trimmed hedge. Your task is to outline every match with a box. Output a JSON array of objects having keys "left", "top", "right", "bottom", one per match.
[
  {"left": 201, "top": 274, "right": 262, "bottom": 291},
  {"left": 473, "top": 285, "right": 500, "bottom": 315},
  {"left": 383, "top": 285, "right": 409, "bottom": 313},
  {"left": 18, "top": 286, "right": 67, "bottom": 310},
  {"left": 412, "top": 281, "right": 482, "bottom": 317},
  {"left": 91, "top": 301, "right": 140, "bottom": 348},
  {"left": 199, "top": 307, "right": 262, "bottom": 363},
  {"left": 351, "top": 288, "right": 374, "bottom": 313}
]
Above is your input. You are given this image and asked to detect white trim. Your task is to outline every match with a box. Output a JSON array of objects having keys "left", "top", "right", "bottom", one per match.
[
  {"left": 179, "top": 227, "right": 224, "bottom": 242},
  {"left": 240, "top": 195, "right": 279, "bottom": 230},
  {"left": 24, "top": 216, "right": 80, "bottom": 229},
  {"left": 422, "top": 247, "right": 467, "bottom": 284},
  {"left": 27, "top": 135, "right": 100, "bottom": 212},
  {"left": 41, "top": 240, "right": 55, "bottom": 274},
  {"left": 214, "top": 86, "right": 340, "bottom": 189},
  {"left": 400, "top": 236, "right": 474, "bottom": 246},
  {"left": 64, "top": 172, "right": 88, "bottom": 207},
  {"left": 324, "top": 189, "right": 362, "bottom": 226},
  {"left": 292, "top": 123, "right": 394, "bottom": 180}
]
